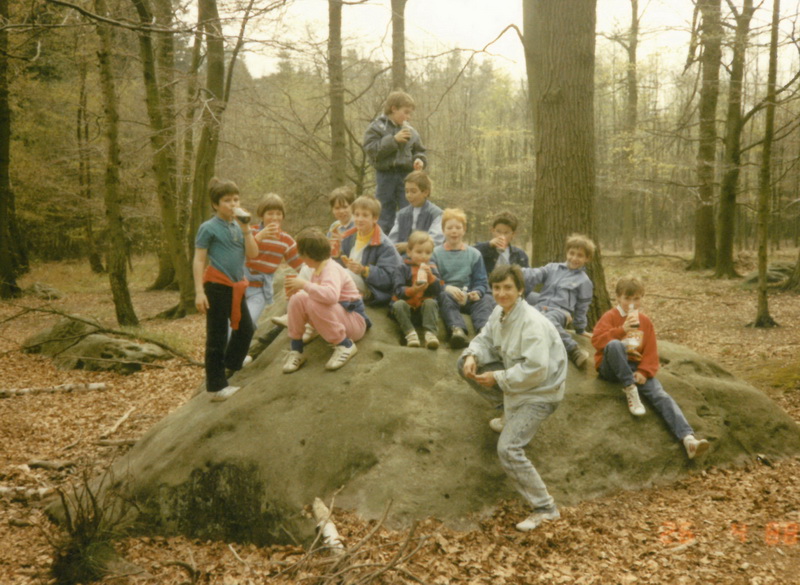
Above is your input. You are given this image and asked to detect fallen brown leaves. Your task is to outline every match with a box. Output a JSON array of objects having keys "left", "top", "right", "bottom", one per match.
[{"left": 1, "top": 252, "right": 799, "bottom": 584}]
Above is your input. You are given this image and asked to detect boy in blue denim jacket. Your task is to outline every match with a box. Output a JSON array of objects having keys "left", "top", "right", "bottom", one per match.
[{"left": 523, "top": 234, "right": 595, "bottom": 369}]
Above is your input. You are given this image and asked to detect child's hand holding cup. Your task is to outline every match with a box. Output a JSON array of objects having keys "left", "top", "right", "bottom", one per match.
[{"left": 284, "top": 272, "right": 298, "bottom": 298}]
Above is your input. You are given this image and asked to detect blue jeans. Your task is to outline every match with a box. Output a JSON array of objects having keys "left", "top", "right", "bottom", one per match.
[
  {"left": 375, "top": 169, "right": 410, "bottom": 234},
  {"left": 438, "top": 291, "right": 495, "bottom": 334},
  {"left": 598, "top": 340, "right": 694, "bottom": 440},
  {"left": 244, "top": 273, "right": 275, "bottom": 326},
  {"left": 456, "top": 356, "right": 558, "bottom": 512}
]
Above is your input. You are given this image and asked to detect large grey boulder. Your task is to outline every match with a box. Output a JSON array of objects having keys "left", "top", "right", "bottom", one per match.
[
  {"left": 102, "top": 300, "right": 800, "bottom": 545},
  {"left": 23, "top": 318, "right": 170, "bottom": 374}
]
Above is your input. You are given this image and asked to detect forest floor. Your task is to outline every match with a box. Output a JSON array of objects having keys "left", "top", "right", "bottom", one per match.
[{"left": 0, "top": 251, "right": 799, "bottom": 585}]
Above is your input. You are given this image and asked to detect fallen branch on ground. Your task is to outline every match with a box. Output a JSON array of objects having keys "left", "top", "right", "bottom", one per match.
[
  {"left": 28, "top": 460, "right": 76, "bottom": 471},
  {"left": 100, "top": 407, "right": 135, "bottom": 439},
  {"left": 96, "top": 438, "right": 138, "bottom": 447},
  {"left": 0, "top": 485, "right": 55, "bottom": 500},
  {"left": 0, "top": 382, "right": 108, "bottom": 399}
]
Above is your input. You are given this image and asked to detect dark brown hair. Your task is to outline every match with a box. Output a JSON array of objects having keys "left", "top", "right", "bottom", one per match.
[
  {"left": 296, "top": 228, "right": 331, "bottom": 262},
  {"left": 208, "top": 177, "right": 239, "bottom": 206},
  {"left": 489, "top": 264, "right": 525, "bottom": 291},
  {"left": 404, "top": 170, "right": 431, "bottom": 195},
  {"left": 256, "top": 193, "right": 285, "bottom": 218},
  {"left": 492, "top": 211, "right": 518, "bottom": 232},
  {"left": 615, "top": 275, "right": 645, "bottom": 297},
  {"left": 328, "top": 185, "right": 356, "bottom": 208}
]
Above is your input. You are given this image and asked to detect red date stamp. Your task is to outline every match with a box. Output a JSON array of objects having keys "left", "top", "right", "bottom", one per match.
[{"left": 658, "top": 521, "right": 798, "bottom": 546}]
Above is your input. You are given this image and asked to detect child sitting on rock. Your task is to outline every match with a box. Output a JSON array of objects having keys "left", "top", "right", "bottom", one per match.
[
  {"left": 390, "top": 231, "right": 443, "bottom": 349},
  {"left": 523, "top": 233, "right": 595, "bottom": 369},
  {"left": 282, "top": 229, "right": 369, "bottom": 374},
  {"left": 591, "top": 275, "right": 710, "bottom": 459}
]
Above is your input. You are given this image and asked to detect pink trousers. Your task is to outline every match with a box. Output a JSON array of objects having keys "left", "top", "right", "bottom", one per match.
[{"left": 287, "top": 291, "right": 367, "bottom": 344}]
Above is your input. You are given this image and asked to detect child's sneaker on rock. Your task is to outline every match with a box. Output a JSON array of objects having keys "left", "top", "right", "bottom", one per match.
[
  {"left": 450, "top": 327, "right": 468, "bottom": 349},
  {"left": 515, "top": 508, "right": 560, "bottom": 532},
  {"left": 569, "top": 347, "right": 589, "bottom": 370},
  {"left": 302, "top": 324, "right": 319, "bottom": 344},
  {"left": 210, "top": 385, "right": 240, "bottom": 402},
  {"left": 282, "top": 351, "right": 306, "bottom": 374},
  {"left": 405, "top": 331, "right": 421, "bottom": 347},
  {"left": 623, "top": 383, "right": 646, "bottom": 416},
  {"left": 424, "top": 331, "right": 439, "bottom": 350},
  {"left": 489, "top": 414, "right": 506, "bottom": 433},
  {"left": 242, "top": 355, "right": 254, "bottom": 367},
  {"left": 271, "top": 314, "right": 289, "bottom": 328},
  {"left": 683, "top": 435, "right": 710, "bottom": 459},
  {"left": 326, "top": 343, "right": 358, "bottom": 371}
]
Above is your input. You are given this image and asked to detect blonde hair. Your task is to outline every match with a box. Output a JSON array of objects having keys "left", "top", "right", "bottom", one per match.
[
  {"left": 565, "top": 233, "right": 595, "bottom": 261},
  {"left": 353, "top": 195, "right": 381, "bottom": 219},
  {"left": 441, "top": 208, "right": 467, "bottom": 229},
  {"left": 407, "top": 231, "right": 434, "bottom": 252}
]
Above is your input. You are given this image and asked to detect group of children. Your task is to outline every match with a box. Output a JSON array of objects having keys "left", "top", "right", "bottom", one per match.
[{"left": 192, "top": 90, "right": 711, "bottom": 532}]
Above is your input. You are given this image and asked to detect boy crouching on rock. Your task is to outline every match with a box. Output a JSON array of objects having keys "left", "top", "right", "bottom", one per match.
[{"left": 591, "top": 275, "right": 710, "bottom": 459}]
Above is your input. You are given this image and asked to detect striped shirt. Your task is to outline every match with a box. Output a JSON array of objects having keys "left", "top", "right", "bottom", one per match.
[{"left": 245, "top": 229, "right": 304, "bottom": 279}]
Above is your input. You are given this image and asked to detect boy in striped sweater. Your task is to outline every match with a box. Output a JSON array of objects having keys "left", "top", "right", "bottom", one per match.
[{"left": 244, "top": 193, "right": 305, "bottom": 325}]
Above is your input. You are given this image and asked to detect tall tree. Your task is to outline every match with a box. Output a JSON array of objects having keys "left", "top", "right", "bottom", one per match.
[
  {"left": 0, "top": 0, "right": 20, "bottom": 298},
  {"left": 391, "top": 0, "right": 407, "bottom": 90},
  {"left": 688, "top": 0, "right": 722, "bottom": 270},
  {"left": 328, "top": 0, "right": 346, "bottom": 187},
  {"left": 715, "top": 0, "right": 755, "bottom": 278},
  {"left": 94, "top": 0, "right": 138, "bottom": 326},
  {"left": 523, "top": 0, "right": 611, "bottom": 323},
  {"left": 131, "top": 0, "right": 195, "bottom": 316},
  {"left": 751, "top": 0, "right": 779, "bottom": 328}
]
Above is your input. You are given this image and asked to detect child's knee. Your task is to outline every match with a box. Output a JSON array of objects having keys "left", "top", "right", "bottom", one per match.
[{"left": 605, "top": 339, "right": 625, "bottom": 354}]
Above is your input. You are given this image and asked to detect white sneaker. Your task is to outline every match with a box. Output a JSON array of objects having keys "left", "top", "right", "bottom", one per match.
[
  {"left": 516, "top": 508, "right": 560, "bottom": 532},
  {"left": 271, "top": 314, "right": 289, "bottom": 327},
  {"left": 489, "top": 414, "right": 506, "bottom": 433},
  {"left": 623, "top": 384, "right": 646, "bottom": 416},
  {"left": 405, "top": 331, "right": 420, "bottom": 347},
  {"left": 569, "top": 347, "right": 589, "bottom": 370},
  {"left": 424, "top": 331, "right": 439, "bottom": 350},
  {"left": 210, "top": 385, "right": 240, "bottom": 402},
  {"left": 282, "top": 351, "right": 306, "bottom": 374},
  {"left": 242, "top": 355, "right": 254, "bottom": 367},
  {"left": 326, "top": 343, "right": 358, "bottom": 371},
  {"left": 302, "top": 324, "right": 319, "bottom": 344},
  {"left": 683, "top": 435, "right": 710, "bottom": 459}
]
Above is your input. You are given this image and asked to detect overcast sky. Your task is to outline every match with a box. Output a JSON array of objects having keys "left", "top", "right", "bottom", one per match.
[{"left": 244, "top": 0, "right": 704, "bottom": 80}]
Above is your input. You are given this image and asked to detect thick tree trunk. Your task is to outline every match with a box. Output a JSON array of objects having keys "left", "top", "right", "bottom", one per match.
[
  {"left": 328, "top": 0, "right": 346, "bottom": 187},
  {"left": 688, "top": 0, "right": 721, "bottom": 270},
  {"left": 189, "top": 0, "right": 226, "bottom": 246},
  {"left": 0, "top": 0, "right": 20, "bottom": 299},
  {"left": 752, "top": 0, "right": 779, "bottom": 328},
  {"left": 149, "top": 232, "right": 176, "bottom": 290},
  {"left": 94, "top": 0, "right": 138, "bottom": 326},
  {"left": 391, "top": 0, "right": 407, "bottom": 91},
  {"left": 523, "top": 0, "right": 611, "bottom": 324},
  {"left": 77, "top": 58, "right": 105, "bottom": 274},
  {"left": 715, "top": 0, "right": 754, "bottom": 279},
  {"left": 131, "top": 0, "right": 195, "bottom": 314}
]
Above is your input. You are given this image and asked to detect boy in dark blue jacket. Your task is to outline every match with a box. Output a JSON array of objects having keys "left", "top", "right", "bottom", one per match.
[
  {"left": 473, "top": 211, "right": 529, "bottom": 275},
  {"left": 387, "top": 170, "right": 443, "bottom": 254},
  {"left": 363, "top": 91, "right": 427, "bottom": 233},
  {"left": 339, "top": 196, "right": 402, "bottom": 305}
]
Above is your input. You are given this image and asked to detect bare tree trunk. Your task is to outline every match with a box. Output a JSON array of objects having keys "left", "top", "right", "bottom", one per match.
[
  {"left": 131, "top": 0, "right": 195, "bottom": 315},
  {"left": 751, "top": 0, "right": 779, "bottom": 328},
  {"left": 76, "top": 57, "right": 105, "bottom": 274},
  {"left": 688, "top": 0, "right": 721, "bottom": 270},
  {"left": 189, "top": 0, "right": 226, "bottom": 245},
  {"left": 523, "top": 0, "right": 611, "bottom": 325},
  {"left": 0, "top": 0, "right": 20, "bottom": 298},
  {"left": 94, "top": 0, "right": 138, "bottom": 326},
  {"left": 620, "top": 0, "right": 638, "bottom": 255},
  {"left": 715, "top": 0, "right": 754, "bottom": 279},
  {"left": 391, "top": 0, "right": 407, "bottom": 90},
  {"left": 328, "top": 0, "right": 346, "bottom": 187},
  {"left": 181, "top": 18, "right": 203, "bottom": 254}
]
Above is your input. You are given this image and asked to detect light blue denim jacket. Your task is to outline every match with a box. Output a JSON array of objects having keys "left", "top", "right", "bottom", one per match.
[
  {"left": 463, "top": 299, "right": 567, "bottom": 409},
  {"left": 523, "top": 262, "right": 593, "bottom": 333}
]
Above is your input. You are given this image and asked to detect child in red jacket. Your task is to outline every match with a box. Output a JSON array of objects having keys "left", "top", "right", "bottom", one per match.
[{"left": 591, "top": 276, "right": 710, "bottom": 459}]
